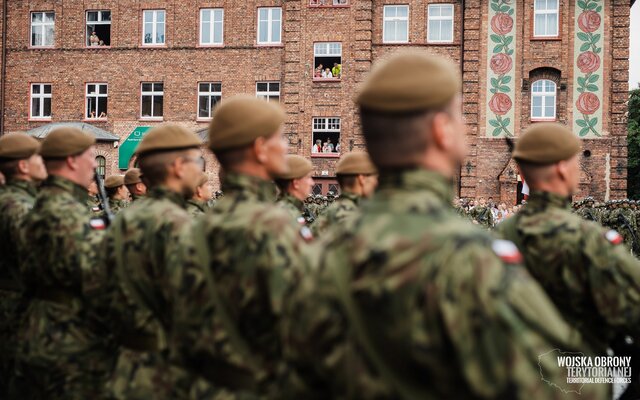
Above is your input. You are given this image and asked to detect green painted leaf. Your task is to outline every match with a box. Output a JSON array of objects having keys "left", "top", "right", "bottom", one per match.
[
  {"left": 506, "top": 49, "right": 514, "bottom": 56},
  {"left": 493, "top": 44, "right": 504, "bottom": 53},
  {"left": 499, "top": 85, "right": 511, "bottom": 92},
  {"left": 596, "top": 5, "right": 602, "bottom": 12},
  {"left": 502, "top": 76, "right": 512, "bottom": 84},
  {"left": 577, "top": 0, "right": 587, "bottom": 10},
  {"left": 595, "top": 47, "right": 601, "bottom": 54},
  {"left": 576, "top": 119, "right": 588, "bottom": 128},
  {"left": 504, "top": 36, "right": 513, "bottom": 46},
  {"left": 490, "top": 34, "right": 502, "bottom": 43},
  {"left": 499, "top": 5, "right": 510, "bottom": 12},
  {"left": 587, "top": 2, "right": 597, "bottom": 10},
  {"left": 589, "top": 117, "right": 598, "bottom": 127},
  {"left": 577, "top": 32, "right": 589, "bottom": 41},
  {"left": 490, "top": 88, "right": 497, "bottom": 94},
  {"left": 491, "top": 3, "right": 500, "bottom": 11},
  {"left": 579, "top": 127, "right": 590, "bottom": 137},
  {"left": 491, "top": 77, "right": 498, "bottom": 86},
  {"left": 586, "top": 84, "right": 599, "bottom": 92},
  {"left": 489, "top": 119, "right": 501, "bottom": 127},
  {"left": 580, "top": 43, "right": 591, "bottom": 52},
  {"left": 492, "top": 127, "right": 503, "bottom": 136},
  {"left": 578, "top": 88, "right": 585, "bottom": 93},
  {"left": 578, "top": 77, "right": 586, "bottom": 86},
  {"left": 588, "top": 74, "right": 599, "bottom": 83},
  {"left": 508, "top": 8, "right": 514, "bottom": 15},
  {"left": 503, "top": 117, "right": 511, "bottom": 126},
  {"left": 591, "top": 34, "right": 601, "bottom": 43}
]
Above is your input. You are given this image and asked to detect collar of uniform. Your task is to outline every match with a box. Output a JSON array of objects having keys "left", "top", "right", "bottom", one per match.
[
  {"left": 6, "top": 179, "right": 38, "bottom": 197},
  {"left": 187, "top": 198, "right": 207, "bottom": 212},
  {"left": 377, "top": 168, "right": 454, "bottom": 204},
  {"left": 221, "top": 172, "right": 277, "bottom": 203},
  {"left": 44, "top": 175, "right": 90, "bottom": 204},
  {"left": 147, "top": 186, "right": 188, "bottom": 209},
  {"left": 282, "top": 193, "right": 305, "bottom": 212},
  {"left": 339, "top": 191, "right": 361, "bottom": 205},
  {"left": 527, "top": 191, "right": 571, "bottom": 210},
  {"left": 131, "top": 193, "right": 145, "bottom": 202}
]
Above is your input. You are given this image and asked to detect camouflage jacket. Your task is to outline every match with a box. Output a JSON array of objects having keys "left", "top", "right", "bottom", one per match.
[
  {"left": 95, "top": 186, "right": 193, "bottom": 399},
  {"left": 469, "top": 205, "right": 494, "bottom": 228},
  {"left": 496, "top": 191, "right": 640, "bottom": 352},
  {"left": 312, "top": 192, "right": 361, "bottom": 237},
  {"left": 170, "top": 172, "right": 311, "bottom": 395},
  {"left": 87, "top": 194, "right": 101, "bottom": 214},
  {"left": 108, "top": 198, "right": 129, "bottom": 215},
  {"left": 186, "top": 199, "right": 207, "bottom": 217},
  {"left": 283, "top": 169, "right": 606, "bottom": 399},
  {"left": 576, "top": 206, "right": 600, "bottom": 223},
  {"left": 17, "top": 175, "right": 114, "bottom": 397},
  {"left": 0, "top": 179, "right": 38, "bottom": 286},
  {"left": 277, "top": 193, "right": 315, "bottom": 224},
  {"left": 605, "top": 208, "right": 637, "bottom": 250},
  {"left": 130, "top": 193, "right": 145, "bottom": 203}
]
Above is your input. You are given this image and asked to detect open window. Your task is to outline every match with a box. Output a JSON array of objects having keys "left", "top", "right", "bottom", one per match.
[
  {"left": 86, "top": 83, "right": 108, "bottom": 119},
  {"left": 312, "top": 117, "right": 341, "bottom": 157},
  {"left": 310, "top": 0, "right": 349, "bottom": 6},
  {"left": 87, "top": 10, "right": 111, "bottom": 47},
  {"left": 256, "top": 82, "right": 280, "bottom": 102},
  {"left": 314, "top": 42, "right": 342, "bottom": 80},
  {"left": 96, "top": 156, "right": 106, "bottom": 179}
]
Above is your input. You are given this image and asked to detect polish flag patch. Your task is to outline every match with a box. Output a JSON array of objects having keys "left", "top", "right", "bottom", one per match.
[
  {"left": 605, "top": 230, "right": 623, "bottom": 245},
  {"left": 89, "top": 218, "right": 107, "bottom": 230},
  {"left": 299, "top": 226, "right": 314, "bottom": 242},
  {"left": 492, "top": 240, "right": 523, "bottom": 264},
  {"left": 297, "top": 217, "right": 307, "bottom": 226}
]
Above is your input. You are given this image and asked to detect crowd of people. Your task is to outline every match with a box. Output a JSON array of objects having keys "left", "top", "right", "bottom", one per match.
[
  {"left": 314, "top": 62, "right": 342, "bottom": 79},
  {"left": 0, "top": 51, "right": 639, "bottom": 400},
  {"left": 454, "top": 196, "right": 525, "bottom": 227}
]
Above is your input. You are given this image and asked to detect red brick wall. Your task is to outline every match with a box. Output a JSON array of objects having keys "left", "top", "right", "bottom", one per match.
[{"left": 0, "top": 0, "right": 630, "bottom": 199}]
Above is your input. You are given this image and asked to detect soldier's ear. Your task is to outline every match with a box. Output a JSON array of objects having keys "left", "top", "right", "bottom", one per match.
[{"left": 16, "top": 159, "right": 30, "bottom": 175}]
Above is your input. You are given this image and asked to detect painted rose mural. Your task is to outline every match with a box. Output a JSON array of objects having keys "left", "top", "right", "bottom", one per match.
[
  {"left": 573, "top": 0, "right": 604, "bottom": 137},
  {"left": 486, "top": 0, "right": 516, "bottom": 137}
]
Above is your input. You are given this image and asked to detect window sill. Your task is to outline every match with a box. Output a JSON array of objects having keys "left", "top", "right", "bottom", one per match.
[
  {"left": 29, "top": 46, "right": 55, "bottom": 50},
  {"left": 378, "top": 42, "right": 411, "bottom": 46},
  {"left": 84, "top": 118, "right": 108, "bottom": 122},
  {"left": 530, "top": 37, "right": 561, "bottom": 41},
  {"left": 85, "top": 46, "right": 112, "bottom": 49},
  {"left": 313, "top": 78, "right": 342, "bottom": 82},
  {"left": 255, "top": 43, "right": 284, "bottom": 48},
  {"left": 426, "top": 41, "right": 456, "bottom": 46},
  {"left": 311, "top": 153, "right": 340, "bottom": 158},
  {"left": 197, "top": 44, "right": 225, "bottom": 48},
  {"left": 530, "top": 118, "right": 557, "bottom": 122},
  {"left": 139, "top": 117, "right": 164, "bottom": 122},
  {"left": 140, "top": 44, "right": 168, "bottom": 48},
  {"left": 309, "top": 5, "right": 350, "bottom": 8},
  {"left": 196, "top": 118, "right": 213, "bottom": 123},
  {"left": 28, "top": 117, "right": 52, "bottom": 122}
]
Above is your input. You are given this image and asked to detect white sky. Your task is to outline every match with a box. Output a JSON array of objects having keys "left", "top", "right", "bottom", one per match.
[{"left": 631, "top": 2, "right": 639, "bottom": 89}]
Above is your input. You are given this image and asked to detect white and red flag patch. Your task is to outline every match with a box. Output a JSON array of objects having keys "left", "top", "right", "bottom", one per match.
[
  {"left": 605, "top": 230, "right": 623, "bottom": 245},
  {"left": 492, "top": 240, "right": 523, "bottom": 264}
]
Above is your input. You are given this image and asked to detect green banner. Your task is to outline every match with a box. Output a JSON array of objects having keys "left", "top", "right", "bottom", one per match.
[{"left": 118, "top": 127, "right": 150, "bottom": 169}]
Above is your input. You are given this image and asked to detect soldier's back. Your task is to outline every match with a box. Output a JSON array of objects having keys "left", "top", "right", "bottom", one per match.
[{"left": 312, "top": 192, "right": 360, "bottom": 236}]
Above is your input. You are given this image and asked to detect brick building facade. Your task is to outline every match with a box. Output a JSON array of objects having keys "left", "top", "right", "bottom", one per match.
[{"left": 0, "top": 0, "right": 632, "bottom": 202}]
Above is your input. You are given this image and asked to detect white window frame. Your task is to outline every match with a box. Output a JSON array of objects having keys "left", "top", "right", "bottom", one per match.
[
  {"left": 533, "top": 0, "right": 559, "bottom": 38},
  {"left": 140, "top": 82, "right": 164, "bottom": 119},
  {"left": 383, "top": 5, "right": 409, "bottom": 44},
  {"left": 30, "top": 12, "right": 55, "bottom": 47},
  {"left": 86, "top": 10, "right": 111, "bottom": 47},
  {"left": 96, "top": 156, "right": 106, "bottom": 179},
  {"left": 427, "top": 4, "right": 454, "bottom": 43},
  {"left": 257, "top": 7, "right": 282, "bottom": 45},
  {"left": 312, "top": 117, "right": 341, "bottom": 155},
  {"left": 310, "top": 0, "right": 349, "bottom": 6},
  {"left": 530, "top": 79, "right": 557, "bottom": 120},
  {"left": 314, "top": 42, "right": 342, "bottom": 80},
  {"left": 197, "top": 82, "right": 222, "bottom": 120},
  {"left": 142, "top": 10, "right": 166, "bottom": 46},
  {"left": 200, "top": 8, "right": 224, "bottom": 46},
  {"left": 86, "top": 83, "right": 108, "bottom": 120},
  {"left": 30, "top": 83, "right": 52, "bottom": 120},
  {"left": 256, "top": 82, "right": 281, "bottom": 102}
]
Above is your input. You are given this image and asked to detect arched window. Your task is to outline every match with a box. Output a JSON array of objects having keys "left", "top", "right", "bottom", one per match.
[
  {"left": 96, "top": 155, "right": 106, "bottom": 179},
  {"left": 531, "top": 79, "right": 556, "bottom": 120}
]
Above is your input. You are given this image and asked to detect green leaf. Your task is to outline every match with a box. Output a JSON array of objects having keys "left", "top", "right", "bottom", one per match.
[
  {"left": 595, "top": 47, "right": 601, "bottom": 54},
  {"left": 499, "top": 85, "right": 511, "bottom": 92},
  {"left": 579, "top": 127, "right": 590, "bottom": 137},
  {"left": 576, "top": 119, "right": 588, "bottom": 128},
  {"left": 587, "top": 2, "right": 597, "bottom": 10},
  {"left": 490, "top": 34, "right": 502, "bottom": 43},
  {"left": 578, "top": 88, "right": 585, "bottom": 93},
  {"left": 492, "top": 127, "right": 503, "bottom": 136},
  {"left": 493, "top": 44, "right": 504, "bottom": 53},
  {"left": 491, "top": 77, "right": 498, "bottom": 87},
  {"left": 577, "top": 0, "right": 587, "bottom": 10},
  {"left": 491, "top": 2, "right": 500, "bottom": 12},
  {"left": 502, "top": 76, "right": 512, "bottom": 84},
  {"left": 508, "top": 8, "right": 514, "bottom": 15},
  {"left": 591, "top": 34, "right": 601, "bottom": 43},
  {"left": 577, "top": 32, "right": 589, "bottom": 42},
  {"left": 499, "top": 5, "right": 510, "bottom": 12},
  {"left": 503, "top": 117, "right": 511, "bottom": 126},
  {"left": 588, "top": 74, "right": 599, "bottom": 83},
  {"left": 580, "top": 43, "right": 591, "bottom": 52},
  {"left": 504, "top": 36, "right": 513, "bottom": 46},
  {"left": 489, "top": 119, "right": 501, "bottom": 127},
  {"left": 586, "top": 84, "right": 599, "bottom": 92},
  {"left": 490, "top": 88, "right": 497, "bottom": 94},
  {"left": 589, "top": 117, "right": 598, "bottom": 127},
  {"left": 578, "top": 77, "right": 586, "bottom": 87},
  {"left": 596, "top": 5, "right": 602, "bottom": 12},
  {"left": 506, "top": 49, "right": 514, "bottom": 56}
]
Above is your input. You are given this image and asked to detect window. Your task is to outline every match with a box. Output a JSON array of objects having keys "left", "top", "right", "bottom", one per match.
[
  {"left": 312, "top": 184, "right": 323, "bottom": 195},
  {"left": 87, "top": 10, "right": 111, "bottom": 46},
  {"left": 534, "top": 0, "right": 559, "bottom": 37},
  {"left": 256, "top": 82, "right": 280, "bottom": 102},
  {"left": 143, "top": 10, "right": 165, "bottom": 45},
  {"left": 141, "top": 83, "right": 164, "bottom": 119},
  {"left": 531, "top": 79, "right": 556, "bottom": 120},
  {"left": 310, "top": 0, "right": 349, "bottom": 6},
  {"left": 198, "top": 83, "right": 222, "bottom": 119},
  {"left": 96, "top": 156, "right": 106, "bottom": 179},
  {"left": 30, "top": 84, "right": 52, "bottom": 119},
  {"left": 257, "top": 7, "right": 282, "bottom": 45},
  {"left": 200, "top": 9, "right": 224, "bottom": 45},
  {"left": 86, "top": 84, "right": 108, "bottom": 120},
  {"left": 383, "top": 5, "right": 409, "bottom": 43},
  {"left": 427, "top": 4, "right": 454, "bottom": 43},
  {"left": 312, "top": 117, "right": 341, "bottom": 156},
  {"left": 31, "top": 12, "right": 55, "bottom": 47},
  {"left": 314, "top": 43, "right": 342, "bottom": 80}
]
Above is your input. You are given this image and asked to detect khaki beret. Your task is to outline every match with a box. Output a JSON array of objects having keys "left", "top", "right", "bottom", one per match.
[
  {"left": 336, "top": 152, "right": 377, "bottom": 175},
  {"left": 356, "top": 51, "right": 461, "bottom": 113},
  {"left": 135, "top": 124, "right": 201, "bottom": 156},
  {"left": 513, "top": 123, "right": 581, "bottom": 164},
  {"left": 209, "top": 96, "right": 285, "bottom": 151},
  {"left": 124, "top": 168, "right": 142, "bottom": 185},
  {"left": 104, "top": 175, "right": 125, "bottom": 189},
  {"left": 40, "top": 127, "right": 96, "bottom": 159},
  {"left": 275, "top": 155, "right": 313, "bottom": 180},
  {"left": 0, "top": 133, "right": 40, "bottom": 160}
]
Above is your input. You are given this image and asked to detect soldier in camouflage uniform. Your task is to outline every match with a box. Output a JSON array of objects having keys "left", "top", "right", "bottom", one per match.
[
  {"left": 0, "top": 133, "right": 47, "bottom": 396},
  {"left": 87, "top": 180, "right": 101, "bottom": 214},
  {"left": 104, "top": 175, "right": 129, "bottom": 214},
  {"left": 497, "top": 123, "right": 640, "bottom": 398},
  {"left": 282, "top": 53, "right": 606, "bottom": 399},
  {"left": 16, "top": 127, "right": 115, "bottom": 399},
  {"left": 576, "top": 196, "right": 599, "bottom": 222},
  {"left": 601, "top": 200, "right": 617, "bottom": 229},
  {"left": 312, "top": 152, "right": 377, "bottom": 237},
  {"left": 605, "top": 199, "right": 638, "bottom": 253},
  {"left": 275, "top": 154, "right": 316, "bottom": 225},
  {"left": 169, "top": 96, "right": 312, "bottom": 397},
  {"left": 124, "top": 168, "right": 147, "bottom": 203},
  {"left": 95, "top": 125, "right": 203, "bottom": 399},
  {"left": 469, "top": 196, "right": 494, "bottom": 228},
  {"left": 186, "top": 172, "right": 212, "bottom": 218}
]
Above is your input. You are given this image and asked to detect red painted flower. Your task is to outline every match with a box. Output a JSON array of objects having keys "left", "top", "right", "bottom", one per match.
[
  {"left": 576, "top": 92, "right": 600, "bottom": 115},
  {"left": 491, "top": 13, "right": 513, "bottom": 35},
  {"left": 577, "top": 51, "right": 600, "bottom": 74},
  {"left": 578, "top": 11, "right": 601, "bottom": 33},
  {"left": 489, "top": 93, "right": 512, "bottom": 116},
  {"left": 490, "top": 53, "right": 513, "bottom": 75}
]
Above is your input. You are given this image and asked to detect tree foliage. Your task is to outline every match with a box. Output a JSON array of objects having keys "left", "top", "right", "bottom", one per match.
[{"left": 627, "top": 88, "right": 640, "bottom": 199}]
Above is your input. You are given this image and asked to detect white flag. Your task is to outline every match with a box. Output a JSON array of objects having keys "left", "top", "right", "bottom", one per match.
[{"left": 521, "top": 181, "right": 529, "bottom": 196}]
